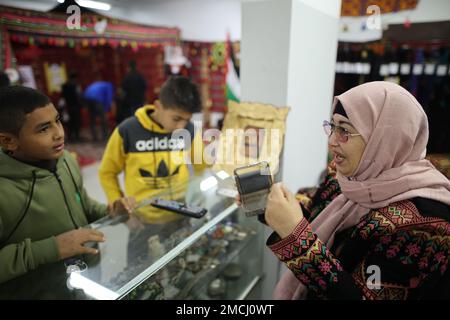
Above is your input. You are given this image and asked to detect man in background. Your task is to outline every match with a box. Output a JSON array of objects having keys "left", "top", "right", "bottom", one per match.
[
  {"left": 118, "top": 60, "right": 147, "bottom": 124},
  {"left": 61, "top": 72, "right": 82, "bottom": 142},
  {"left": 83, "top": 80, "right": 114, "bottom": 142}
]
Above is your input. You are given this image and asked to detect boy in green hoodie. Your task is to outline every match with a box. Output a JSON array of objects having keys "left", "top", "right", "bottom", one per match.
[{"left": 0, "top": 86, "right": 135, "bottom": 285}]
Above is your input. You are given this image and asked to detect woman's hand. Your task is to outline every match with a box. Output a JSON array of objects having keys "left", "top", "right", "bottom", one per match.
[{"left": 265, "top": 183, "right": 304, "bottom": 238}]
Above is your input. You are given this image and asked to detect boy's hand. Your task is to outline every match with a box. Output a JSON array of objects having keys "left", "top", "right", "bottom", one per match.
[
  {"left": 126, "top": 215, "right": 145, "bottom": 232},
  {"left": 56, "top": 229, "right": 105, "bottom": 260},
  {"left": 108, "top": 197, "right": 136, "bottom": 217}
]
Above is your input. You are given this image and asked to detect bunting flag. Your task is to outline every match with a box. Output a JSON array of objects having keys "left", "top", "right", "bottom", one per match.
[
  {"left": 225, "top": 33, "right": 240, "bottom": 102},
  {"left": 0, "top": 4, "right": 180, "bottom": 68},
  {"left": 341, "top": 0, "right": 419, "bottom": 16},
  {"left": 0, "top": 5, "right": 180, "bottom": 44}
]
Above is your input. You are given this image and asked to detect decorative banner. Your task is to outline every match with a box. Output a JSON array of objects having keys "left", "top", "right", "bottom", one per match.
[
  {"left": 341, "top": 0, "right": 419, "bottom": 16},
  {"left": 44, "top": 62, "right": 67, "bottom": 94},
  {"left": 0, "top": 4, "right": 180, "bottom": 68},
  {"left": 211, "top": 42, "right": 226, "bottom": 70},
  {"left": 184, "top": 41, "right": 227, "bottom": 116},
  {"left": 0, "top": 5, "right": 180, "bottom": 45}
]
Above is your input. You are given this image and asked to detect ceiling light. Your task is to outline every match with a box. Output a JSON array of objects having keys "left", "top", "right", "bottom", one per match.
[
  {"left": 76, "top": 0, "right": 111, "bottom": 11},
  {"left": 68, "top": 272, "right": 119, "bottom": 300}
]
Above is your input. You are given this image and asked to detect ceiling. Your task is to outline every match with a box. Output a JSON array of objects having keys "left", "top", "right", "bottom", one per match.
[
  {"left": 1, "top": 0, "right": 420, "bottom": 16},
  {"left": 1, "top": 0, "right": 449, "bottom": 42},
  {"left": 0, "top": 0, "right": 215, "bottom": 12}
]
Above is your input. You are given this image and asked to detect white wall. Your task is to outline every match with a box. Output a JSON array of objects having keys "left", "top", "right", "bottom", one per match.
[
  {"left": 284, "top": 0, "right": 340, "bottom": 189},
  {"left": 109, "top": 0, "right": 241, "bottom": 42},
  {"left": 241, "top": 0, "right": 341, "bottom": 298},
  {"left": 241, "top": 0, "right": 340, "bottom": 190},
  {"left": 240, "top": 0, "right": 291, "bottom": 105}
]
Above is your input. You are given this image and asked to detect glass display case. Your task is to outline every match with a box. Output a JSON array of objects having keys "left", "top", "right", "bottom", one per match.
[{"left": 0, "top": 169, "right": 265, "bottom": 300}]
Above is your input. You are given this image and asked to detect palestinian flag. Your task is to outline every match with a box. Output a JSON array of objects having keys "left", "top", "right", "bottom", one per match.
[{"left": 225, "top": 34, "right": 240, "bottom": 102}]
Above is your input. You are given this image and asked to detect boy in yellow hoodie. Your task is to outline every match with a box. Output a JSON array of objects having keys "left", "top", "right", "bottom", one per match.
[{"left": 99, "top": 76, "right": 205, "bottom": 222}]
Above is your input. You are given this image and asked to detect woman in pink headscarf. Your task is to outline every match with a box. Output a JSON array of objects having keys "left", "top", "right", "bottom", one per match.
[{"left": 264, "top": 81, "right": 450, "bottom": 300}]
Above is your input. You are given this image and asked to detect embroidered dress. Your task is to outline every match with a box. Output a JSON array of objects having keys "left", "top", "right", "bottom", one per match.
[{"left": 267, "top": 165, "right": 450, "bottom": 300}]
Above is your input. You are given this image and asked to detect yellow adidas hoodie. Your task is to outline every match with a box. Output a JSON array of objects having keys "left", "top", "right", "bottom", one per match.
[{"left": 99, "top": 105, "right": 204, "bottom": 221}]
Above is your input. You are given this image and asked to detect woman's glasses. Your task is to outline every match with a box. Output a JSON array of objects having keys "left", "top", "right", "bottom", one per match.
[{"left": 323, "top": 120, "right": 361, "bottom": 143}]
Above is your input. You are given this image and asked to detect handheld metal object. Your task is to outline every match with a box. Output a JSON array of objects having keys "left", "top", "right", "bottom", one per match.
[{"left": 234, "top": 162, "right": 273, "bottom": 217}]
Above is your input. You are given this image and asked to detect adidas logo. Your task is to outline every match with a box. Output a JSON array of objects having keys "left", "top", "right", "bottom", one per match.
[
  {"left": 139, "top": 160, "right": 181, "bottom": 178},
  {"left": 136, "top": 137, "right": 185, "bottom": 152}
]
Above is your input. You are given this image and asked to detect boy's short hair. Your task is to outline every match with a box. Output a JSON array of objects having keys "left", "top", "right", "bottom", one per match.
[
  {"left": 0, "top": 85, "right": 50, "bottom": 135},
  {"left": 159, "top": 76, "right": 201, "bottom": 113}
]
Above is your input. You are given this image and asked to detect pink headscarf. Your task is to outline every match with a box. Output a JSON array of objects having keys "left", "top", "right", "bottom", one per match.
[{"left": 273, "top": 81, "right": 450, "bottom": 299}]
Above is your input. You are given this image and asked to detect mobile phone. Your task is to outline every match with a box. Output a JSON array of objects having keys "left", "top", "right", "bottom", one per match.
[{"left": 150, "top": 198, "right": 207, "bottom": 218}]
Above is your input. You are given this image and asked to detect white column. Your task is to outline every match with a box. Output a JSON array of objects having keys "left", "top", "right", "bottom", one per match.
[
  {"left": 241, "top": 0, "right": 341, "bottom": 191},
  {"left": 241, "top": 0, "right": 341, "bottom": 299}
]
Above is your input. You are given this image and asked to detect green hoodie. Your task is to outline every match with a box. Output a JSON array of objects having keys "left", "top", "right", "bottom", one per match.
[{"left": 0, "top": 150, "right": 108, "bottom": 285}]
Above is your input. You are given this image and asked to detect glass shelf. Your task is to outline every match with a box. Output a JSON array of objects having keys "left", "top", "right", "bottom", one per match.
[
  {"left": 67, "top": 170, "right": 240, "bottom": 299},
  {"left": 0, "top": 169, "right": 265, "bottom": 300},
  {"left": 124, "top": 219, "right": 261, "bottom": 300}
]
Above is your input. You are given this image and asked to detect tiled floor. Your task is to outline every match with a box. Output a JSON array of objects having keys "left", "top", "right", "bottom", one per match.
[
  {"left": 81, "top": 162, "right": 107, "bottom": 203},
  {"left": 65, "top": 137, "right": 114, "bottom": 204},
  {"left": 66, "top": 140, "right": 106, "bottom": 165}
]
